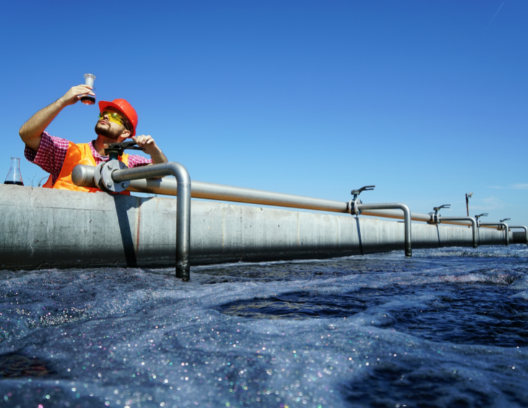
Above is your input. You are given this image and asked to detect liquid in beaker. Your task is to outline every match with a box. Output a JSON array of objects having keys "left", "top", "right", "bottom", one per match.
[{"left": 4, "top": 157, "right": 24, "bottom": 186}]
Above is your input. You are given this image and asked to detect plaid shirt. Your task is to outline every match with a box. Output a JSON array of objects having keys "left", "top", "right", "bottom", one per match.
[{"left": 25, "top": 131, "right": 152, "bottom": 185}]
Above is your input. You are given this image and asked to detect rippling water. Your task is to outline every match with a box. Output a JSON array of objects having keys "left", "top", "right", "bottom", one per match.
[{"left": 1, "top": 246, "right": 527, "bottom": 407}]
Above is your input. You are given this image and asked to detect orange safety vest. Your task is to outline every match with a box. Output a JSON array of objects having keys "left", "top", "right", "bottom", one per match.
[{"left": 42, "top": 142, "right": 130, "bottom": 194}]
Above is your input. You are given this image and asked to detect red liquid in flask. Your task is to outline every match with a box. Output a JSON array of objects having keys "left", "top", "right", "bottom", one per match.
[{"left": 80, "top": 95, "right": 96, "bottom": 105}]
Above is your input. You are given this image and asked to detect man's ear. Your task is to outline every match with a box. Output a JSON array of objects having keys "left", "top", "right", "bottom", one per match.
[{"left": 120, "top": 129, "right": 132, "bottom": 139}]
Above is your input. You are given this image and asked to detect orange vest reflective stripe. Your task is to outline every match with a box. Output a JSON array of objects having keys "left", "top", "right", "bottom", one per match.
[{"left": 42, "top": 142, "right": 130, "bottom": 194}]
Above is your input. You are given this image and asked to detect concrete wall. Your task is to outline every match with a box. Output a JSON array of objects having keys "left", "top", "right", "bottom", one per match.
[{"left": 0, "top": 185, "right": 521, "bottom": 270}]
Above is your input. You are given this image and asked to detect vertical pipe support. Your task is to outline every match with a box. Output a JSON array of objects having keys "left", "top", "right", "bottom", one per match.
[
  {"left": 440, "top": 217, "right": 478, "bottom": 248},
  {"left": 503, "top": 223, "right": 510, "bottom": 246},
  {"left": 357, "top": 203, "right": 412, "bottom": 257},
  {"left": 111, "top": 162, "right": 192, "bottom": 281},
  {"left": 508, "top": 226, "right": 528, "bottom": 246}
]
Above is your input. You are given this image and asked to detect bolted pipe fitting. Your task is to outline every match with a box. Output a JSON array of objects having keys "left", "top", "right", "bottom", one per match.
[{"left": 428, "top": 204, "right": 450, "bottom": 225}]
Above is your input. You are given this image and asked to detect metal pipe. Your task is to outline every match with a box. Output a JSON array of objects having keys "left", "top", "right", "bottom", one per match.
[
  {"left": 127, "top": 176, "right": 491, "bottom": 228},
  {"left": 102, "top": 163, "right": 191, "bottom": 281},
  {"left": 72, "top": 164, "right": 97, "bottom": 187},
  {"left": 508, "top": 226, "right": 528, "bottom": 245},
  {"left": 71, "top": 165, "right": 499, "bottom": 230},
  {"left": 358, "top": 203, "right": 412, "bottom": 257},
  {"left": 441, "top": 217, "right": 478, "bottom": 248},
  {"left": 74, "top": 165, "right": 347, "bottom": 212},
  {"left": 113, "top": 163, "right": 191, "bottom": 280},
  {"left": 480, "top": 223, "right": 509, "bottom": 246}
]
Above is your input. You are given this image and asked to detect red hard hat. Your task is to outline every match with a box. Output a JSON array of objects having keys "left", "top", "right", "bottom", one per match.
[{"left": 98, "top": 99, "right": 138, "bottom": 137}]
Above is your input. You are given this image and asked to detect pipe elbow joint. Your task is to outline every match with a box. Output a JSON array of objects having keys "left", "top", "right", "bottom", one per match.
[
  {"left": 166, "top": 162, "right": 191, "bottom": 185},
  {"left": 393, "top": 203, "right": 411, "bottom": 220}
]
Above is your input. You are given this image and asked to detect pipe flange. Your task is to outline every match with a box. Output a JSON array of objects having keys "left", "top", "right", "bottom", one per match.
[
  {"left": 427, "top": 212, "right": 443, "bottom": 225},
  {"left": 94, "top": 162, "right": 105, "bottom": 190},
  {"left": 100, "top": 160, "right": 130, "bottom": 193},
  {"left": 427, "top": 212, "right": 435, "bottom": 225},
  {"left": 349, "top": 198, "right": 362, "bottom": 216}
]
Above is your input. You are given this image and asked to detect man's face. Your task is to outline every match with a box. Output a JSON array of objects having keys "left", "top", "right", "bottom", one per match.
[{"left": 95, "top": 109, "right": 130, "bottom": 140}]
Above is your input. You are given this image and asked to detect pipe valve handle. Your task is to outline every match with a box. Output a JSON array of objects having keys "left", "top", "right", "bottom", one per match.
[
  {"left": 351, "top": 185, "right": 375, "bottom": 196},
  {"left": 433, "top": 204, "right": 451, "bottom": 212},
  {"left": 104, "top": 141, "right": 144, "bottom": 159}
]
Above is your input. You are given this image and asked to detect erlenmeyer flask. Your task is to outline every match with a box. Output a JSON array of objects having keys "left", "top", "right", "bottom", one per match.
[
  {"left": 80, "top": 73, "right": 96, "bottom": 105},
  {"left": 4, "top": 157, "right": 24, "bottom": 186}
]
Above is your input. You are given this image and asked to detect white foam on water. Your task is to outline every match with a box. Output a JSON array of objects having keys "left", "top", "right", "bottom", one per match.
[
  {"left": 511, "top": 276, "right": 528, "bottom": 290},
  {"left": 0, "top": 247, "right": 527, "bottom": 407}
]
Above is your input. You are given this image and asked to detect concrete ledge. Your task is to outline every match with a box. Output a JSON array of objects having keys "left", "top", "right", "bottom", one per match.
[{"left": 0, "top": 185, "right": 521, "bottom": 270}]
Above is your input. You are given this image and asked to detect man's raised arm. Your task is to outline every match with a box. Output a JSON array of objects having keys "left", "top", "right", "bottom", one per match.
[{"left": 19, "top": 85, "right": 95, "bottom": 151}]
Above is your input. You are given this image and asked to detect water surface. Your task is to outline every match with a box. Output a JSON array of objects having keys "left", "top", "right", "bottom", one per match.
[{"left": 1, "top": 246, "right": 527, "bottom": 407}]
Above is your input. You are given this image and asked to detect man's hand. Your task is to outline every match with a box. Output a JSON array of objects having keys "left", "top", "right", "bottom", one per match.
[
  {"left": 59, "top": 85, "right": 94, "bottom": 106},
  {"left": 132, "top": 135, "right": 158, "bottom": 155},
  {"left": 132, "top": 135, "right": 168, "bottom": 164}
]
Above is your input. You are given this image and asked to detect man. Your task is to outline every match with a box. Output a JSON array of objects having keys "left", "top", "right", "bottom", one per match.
[{"left": 19, "top": 84, "right": 167, "bottom": 192}]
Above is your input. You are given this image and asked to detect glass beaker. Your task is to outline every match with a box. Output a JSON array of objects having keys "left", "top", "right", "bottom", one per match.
[
  {"left": 4, "top": 157, "right": 24, "bottom": 186},
  {"left": 81, "top": 73, "right": 96, "bottom": 105}
]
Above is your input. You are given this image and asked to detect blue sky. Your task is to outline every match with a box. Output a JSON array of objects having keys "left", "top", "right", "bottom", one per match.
[{"left": 2, "top": 1, "right": 527, "bottom": 226}]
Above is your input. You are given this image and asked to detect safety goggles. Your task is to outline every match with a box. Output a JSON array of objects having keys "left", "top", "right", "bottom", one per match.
[{"left": 98, "top": 110, "right": 126, "bottom": 127}]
